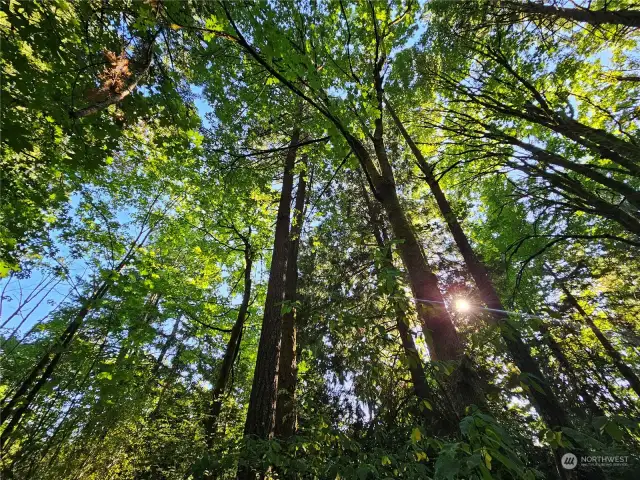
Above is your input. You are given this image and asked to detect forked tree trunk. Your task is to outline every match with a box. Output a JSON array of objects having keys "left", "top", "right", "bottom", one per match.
[
  {"left": 275, "top": 161, "right": 308, "bottom": 439},
  {"left": 238, "top": 128, "right": 301, "bottom": 480},
  {"left": 223, "top": 11, "right": 485, "bottom": 420}
]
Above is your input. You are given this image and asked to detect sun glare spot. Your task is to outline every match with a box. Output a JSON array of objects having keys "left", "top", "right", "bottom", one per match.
[{"left": 455, "top": 298, "right": 472, "bottom": 313}]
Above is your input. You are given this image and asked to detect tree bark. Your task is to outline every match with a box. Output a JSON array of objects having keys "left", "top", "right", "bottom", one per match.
[
  {"left": 501, "top": 1, "right": 640, "bottom": 29},
  {"left": 275, "top": 162, "right": 307, "bottom": 439},
  {"left": 241, "top": 128, "right": 300, "bottom": 446}
]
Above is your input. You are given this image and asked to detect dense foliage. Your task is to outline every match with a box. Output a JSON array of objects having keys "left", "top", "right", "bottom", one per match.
[{"left": 1, "top": 1, "right": 639, "bottom": 479}]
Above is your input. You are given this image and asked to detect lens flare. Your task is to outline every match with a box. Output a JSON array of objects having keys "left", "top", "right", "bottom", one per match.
[{"left": 455, "top": 298, "right": 471, "bottom": 313}]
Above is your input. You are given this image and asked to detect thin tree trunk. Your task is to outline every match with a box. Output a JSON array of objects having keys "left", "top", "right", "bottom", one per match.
[
  {"left": 501, "top": 1, "right": 640, "bottom": 29},
  {"left": 0, "top": 230, "right": 149, "bottom": 449},
  {"left": 205, "top": 244, "right": 253, "bottom": 448},
  {"left": 506, "top": 136, "right": 640, "bottom": 210},
  {"left": 80, "top": 294, "right": 162, "bottom": 442},
  {"left": 616, "top": 75, "right": 640, "bottom": 82},
  {"left": 360, "top": 178, "right": 435, "bottom": 410},
  {"left": 275, "top": 162, "right": 307, "bottom": 439},
  {"left": 152, "top": 316, "right": 181, "bottom": 378},
  {"left": 389, "top": 104, "right": 578, "bottom": 439},
  {"left": 538, "top": 319, "right": 604, "bottom": 417},
  {"left": 554, "top": 276, "right": 640, "bottom": 397},
  {"left": 239, "top": 127, "right": 300, "bottom": 480}
]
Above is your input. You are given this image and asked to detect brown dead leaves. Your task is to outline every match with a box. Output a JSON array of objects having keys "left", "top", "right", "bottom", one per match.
[{"left": 86, "top": 50, "right": 132, "bottom": 103}]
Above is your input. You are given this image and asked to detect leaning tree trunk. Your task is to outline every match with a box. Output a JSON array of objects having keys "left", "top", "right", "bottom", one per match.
[
  {"left": 360, "top": 177, "right": 435, "bottom": 408},
  {"left": 507, "top": 160, "right": 640, "bottom": 236},
  {"left": 275, "top": 161, "right": 307, "bottom": 439},
  {"left": 385, "top": 105, "right": 615, "bottom": 480},
  {"left": 205, "top": 243, "right": 253, "bottom": 448},
  {"left": 553, "top": 276, "right": 640, "bottom": 398},
  {"left": 538, "top": 319, "right": 604, "bottom": 418},
  {"left": 504, "top": 135, "right": 640, "bottom": 210},
  {"left": 500, "top": 0, "right": 640, "bottom": 29},
  {"left": 238, "top": 127, "right": 300, "bottom": 479},
  {"left": 367, "top": 142, "right": 485, "bottom": 416},
  {"left": 0, "top": 231, "right": 148, "bottom": 449},
  {"left": 388, "top": 104, "right": 575, "bottom": 430},
  {"left": 541, "top": 117, "right": 640, "bottom": 177}
]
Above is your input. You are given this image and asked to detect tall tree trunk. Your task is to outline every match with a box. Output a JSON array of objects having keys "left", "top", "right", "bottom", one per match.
[
  {"left": 500, "top": 0, "right": 640, "bottom": 29},
  {"left": 275, "top": 162, "right": 307, "bottom": 439},
  {"left": 239, "top": 127, "right": 300, "bottom": 480},
  {"left": 221, "top": 15, "right": 484, "bottom": 417},
  {"left": 205, "top": 243, "right": 253, "bottom": 448},
  {"left": 372, "top": 154, "right": 484, "bottom": 414},
  {"left": 553, "top": 275, "right": 640, "bottom": 398}
]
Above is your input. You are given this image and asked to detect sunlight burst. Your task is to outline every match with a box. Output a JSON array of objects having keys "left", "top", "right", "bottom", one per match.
[{"left": 455, "top": 298, "right": 472, "bottom": 313}]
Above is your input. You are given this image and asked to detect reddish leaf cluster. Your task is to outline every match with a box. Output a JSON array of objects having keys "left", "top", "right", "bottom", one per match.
[{"left": 86, "top": 50, "right": 132, "bottom": 102}]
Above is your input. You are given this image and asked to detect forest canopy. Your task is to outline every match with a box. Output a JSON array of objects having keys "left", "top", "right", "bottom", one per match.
[{"left": 1, "top": 0, "right": 639, "bottom": 479}]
